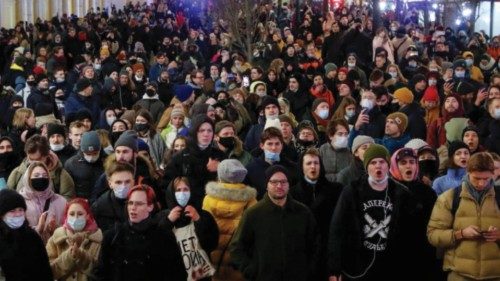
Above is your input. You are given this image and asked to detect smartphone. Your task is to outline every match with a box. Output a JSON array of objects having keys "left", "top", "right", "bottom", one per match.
[{"left": 242, "top": 76, "right": 250, "bottom": 87}]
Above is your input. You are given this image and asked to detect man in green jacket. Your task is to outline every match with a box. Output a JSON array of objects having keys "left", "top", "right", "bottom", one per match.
[{"left": 230, "top": 165, "right": 319, "bottom": 281}]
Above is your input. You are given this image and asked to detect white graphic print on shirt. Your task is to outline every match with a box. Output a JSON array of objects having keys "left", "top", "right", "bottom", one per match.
[{"left": 361, "top": 191, "right": 393, "bottom": 252}]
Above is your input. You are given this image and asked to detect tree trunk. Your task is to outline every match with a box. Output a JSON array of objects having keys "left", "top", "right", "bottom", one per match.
[{"left": 372, "top": 0, "right": 382, "bottom": 32}]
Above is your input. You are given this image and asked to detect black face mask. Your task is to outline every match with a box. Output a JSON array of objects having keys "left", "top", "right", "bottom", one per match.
[
  {"left": 27, "top": 81, "right": 36, "bottom": 87},
  {"left": 110, "top": 131, "right": 124, "bottom": 146},
  {"left": 218, "top": 136, "right": 236, "bottom": 151},
  {"left": 146, "top": 89, "right": 156, "bottom": 97},
  {"left": 419, "top": 160, "right": 438, "bottom": 180},
  {"left": 31, "top": 177, "right": 49, "bottom": 191},
  {"left": 0, "top": 151, "right": 16, "bottom": 171},
  {"left": 298, "top": 139, "right": 315, "bottom": 147},
  {"left": 134, "top": 123, "right": 149, "bottom": 132}
]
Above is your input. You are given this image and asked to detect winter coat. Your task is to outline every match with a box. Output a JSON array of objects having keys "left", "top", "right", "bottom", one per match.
[
  {"left": 244, "top": 122, "right": 265, "bottom": 152},
  {"left": 91, "top": 218, "right": 187, "bottom": 281},
  {"left": 327, "top": 177, "right": 416, "bottom": 279},
  {"left": 7, "top": 152, "right": 75, "bottom": 200},
  {"left": 64, "top": 92, "right": 100, "bottom": 125},
  {"left": 427, "top": 182, "right": 500, "bottom": 279},
  {"left": 319, "top": 143, "right": 354, "bottom": 183},
  {"left": 202, "top": 181, "right": 257, "bottom": 281},
  {"left": 17, "top": 170, "right": 67, "bottom": 228},
  {"left": 229, "top": 194, "right": 319, "bottom": 281},
  {"left": 322, "top": 32, "right": 345, "bottom": 66},
  {"left": 351, "top": 106, "right": 386, "bottom": 141},
  {"left": 55, "top": 145, "right": 77, "bottom": 166},
  {"left": 336, "top": 158, "right": 366, "bottom": 188},
  {"left": 91, "top": 190, "right": 127, "bottom": 233},
  {"left": 0, "top": 223, "right": 53, "bottom": 281},
  {"left": 245, "top": 153, "right": 298, "bottom": 199},
  {"left": 134, "top": 95, "right": 166, "bottom": 124},
  {"left": 398, "top": 103, "right": 427, "bottom": 140},
  {"left": 46, "top": 227, "right": 103, "bottom": 281},
  {"left": 391, "top": 36, "right": 414, "bottom": 63},
  {"left": 282, "top": 89, "right": 313, "bottom": 122},
  {"left": 148, "top": 63, "right": 166, "bottom": 82},
  {"left": 64, "top": 151, "right": 105, "bottom": 199},
  {"left": 432, "top": 168, "right": 466, "bottom": 195},
  {"left": 26, "top": 88, "right": 57, "bottom": 113}
]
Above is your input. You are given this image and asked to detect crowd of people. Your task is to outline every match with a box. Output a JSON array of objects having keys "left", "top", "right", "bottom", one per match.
[{"left": 0, "top": 0, "right": 499, "bottom": 280}]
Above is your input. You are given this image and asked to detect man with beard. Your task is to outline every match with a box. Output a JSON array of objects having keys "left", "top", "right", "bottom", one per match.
[
  {"left": 47, "top": 123, "right": 75, "bottom": 165},
  {"left": 427, "top": 93, "right": 465, "bottom": 148},
  {"left": 231, "top": 165, "right": 319, "bottom": 281}
]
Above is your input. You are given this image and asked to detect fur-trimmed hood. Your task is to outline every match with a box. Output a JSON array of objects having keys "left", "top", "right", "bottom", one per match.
[{"left": 205, "top": 181, "right": 257, "bottom": 202}]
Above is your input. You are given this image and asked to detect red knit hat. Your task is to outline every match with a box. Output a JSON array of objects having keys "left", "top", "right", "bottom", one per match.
[
  {"left": 132, "top": 63, "right": 145, "bottom": 73},
  {"left": 338, "top": 67, "right": 348, "bottom": 75},
  {"left": 32, "top": 65, "right": 45, "bottom": 76},
  {"left": 422, "top": 86, "right": 439, "bottom": 102}
]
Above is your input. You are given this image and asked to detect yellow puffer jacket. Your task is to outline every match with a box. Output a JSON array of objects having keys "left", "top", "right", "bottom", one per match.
[
  {"left": 202, "top": 181, "right": 257, "bottom": 281},
  {"left": 46, "top": 227, "right": 103, "bottom": 281},
  {"left": 427, "top": 182, "right": 500, "bottom": 279}
]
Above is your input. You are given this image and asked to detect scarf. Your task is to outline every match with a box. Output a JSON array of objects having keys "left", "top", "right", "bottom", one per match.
[{"left": 463, "top": 175, "right": 494, "bottom": 203}]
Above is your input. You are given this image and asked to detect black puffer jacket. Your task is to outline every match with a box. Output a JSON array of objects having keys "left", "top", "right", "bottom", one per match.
[
  {"left": 91, "top": 190, "right": 128, "bottom": 233},
  {"left": 64, "top": 150, "right": 105, "bottom": 199}
]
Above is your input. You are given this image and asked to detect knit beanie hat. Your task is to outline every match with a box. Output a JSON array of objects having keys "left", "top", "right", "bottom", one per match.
[
  {"left": 393, "top": 87, "right": 414, "bottom": 104},
  {"left": 81, "top": 131, "right": 101, "bottom": 153},
  {"left": 297, "top": 120, "right": 318, "bottom": 140},
  {"left": 278, "top": 114, "right": 295, "bottom": 129},
  {"left": 132, "top": 63, "right": 145, "bottom": 73},
  {"left": 462, "top": 125, "right": 479, "bottom": 139},
  {"left": 0, "top": 189, "right": 27, "bottom": 217},
  {"left": 448, "top": 140, "right": 469, "bottom": 159},
  {"left": 422, "top": 86, "right": 439, "bottom": 102},
  {"left": 264, "top": 165, "right": 290, "bottom": 187},
  {"left": 100, "top": 46, "right": 110, "bottom": 57},
  {"left": 76, "top": 78, "right": 92, "bottom": 92},
  {"left": 324, "top": 63, "right": 337, "bottom": 74},
  {"left": 386, "top": 112, "right": 409, "bottom": 133},
  {"left": 455, "top": 80, "right": 476, "bottom": 95},
  {"left": 35, "top": 73, "right": 48, "bottom": 84},
  {"left": 338, "top": 67, "right": 348, "bottom": 75},
  {"left": 404, "top": 138, "right": 429, "bottom": 151},
  {"left": 445, "top": 117, "right": 469, "bottom": 142},
  {"left": 363, "top": 144, "right": 390, "bottom": 169},
  {"left": 174, "top": 84, "right": 194, "bottom": 102},
  {"left": 453, "top": 59, "right": 467, "bottom": 69},
  {"left": 218, "top": 159, "right": 248, "bottom": 183},
  {"left": 47, "top": 123, "right": 66, "bottom": 139},
  {"left": 170, "top": 108, "right": 185, "bottom": 118},
  {"left": 114, "top": 130, "right": 138, "bottom": 152},
  {"left": 14, "top": 56, "right": 26, "bottom": 66},
  {"left": 351, "top": 135, "right": 375, "bottom": 153},
  {"left": 258, "top": 96, "right": 280, "bottom": 112},
  {"left": 312, "top": 98, "right": 327, "bottom": 112}
]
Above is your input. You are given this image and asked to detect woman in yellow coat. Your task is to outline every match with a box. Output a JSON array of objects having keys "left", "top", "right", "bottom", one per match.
[
  {"left": 203, "top": 159, "right": 257, "bottom": 281},
  {"left": 46, "top": 198, "right": 103, "bottom": 281}
]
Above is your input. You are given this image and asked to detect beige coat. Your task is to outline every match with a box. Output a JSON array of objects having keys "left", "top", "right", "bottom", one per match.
[
  {"left": 427, "top": 182, "right": 500, "bottom": 279},
  {"left": 46, "top": 227, "right": 103, "bottom": 281}
]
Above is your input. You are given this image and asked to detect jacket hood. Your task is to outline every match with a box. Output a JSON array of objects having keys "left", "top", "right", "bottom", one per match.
[
  {"left": 205, "top": 181, "right": 257, "bottom": 202},
  {"left": 18, "top": 164, "right": 55, "bottom": 200}
]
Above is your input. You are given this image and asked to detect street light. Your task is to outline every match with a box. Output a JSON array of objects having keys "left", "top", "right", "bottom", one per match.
[{"left": 462, "top": 8, "right": 472, "bottom": 17}]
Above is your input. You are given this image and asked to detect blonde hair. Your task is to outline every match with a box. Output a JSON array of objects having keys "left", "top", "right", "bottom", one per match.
[
  {"left": 12, "top": 108, "right": 33, "bottom": 129},
  {"left": 386, "top": 64, "right": 408, "bottom": 84}
]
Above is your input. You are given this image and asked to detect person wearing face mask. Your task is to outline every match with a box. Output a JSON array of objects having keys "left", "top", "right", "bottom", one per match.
[
  {"left": 482, "top": 98, "right": 500, "bottom": 154},
  {"left": 64, "top": 131, "right": 104, "bottom": 200},
  {"left": 160, "top": 107, "right": 189, "bottom": 149},
  {"left": 301, "top": 98, "right": 331, "bottom": 143},
  {"left": 26, "top": 73, "right": 58, "bottom": 116},
  {"left": 164, "top": 177, "right": 219, "bottom": 280},
  {"left": 344, "top": 53, "right": 369, "bottom": 88},
  {"left": 16, "top": 73, "right": 36, "bottom": 105},
  {"left": 133, "top": 109, "right": 166, "bottom": 168},
  {"left": 328, "top": 144, "right": 417, "bottom": 281},
  {"left": 388, "top": 148, "right": 440, "bottom": 280},
  {"left": 215, "top": 121, "right": 252, "bottom": 166},
  {"left": 319, "top": 119, "right": 354, "bottom": 183},
  {"left": 0, "top": 189, "right": 53, "bottom": 281},
  {"left": 47, "top": 123, "right": 75, "bottom": 165},
  {"left": 93, "top": 184, "right": 187, "bottom": 281},
  {"left": 202, "top": 160, "right": 257, "bottom": 281},
  {"left": 462, "top": 51, "right": 485, "bottom": 84},
  {"left": 46, "top": 198, "right": 103, "bottom": 281},
  {"left": 351, "top": 89, "right": 387, "bottom": 140},
  {"left": 420, "top": 85, "right": 441, "bottom": 127},
  {"left": 245, "top": 127, "right": 298, "bottom": 199},
  {"left": 50, "top": 68, "right": 71, "bottom": 99},
  {"left": 134, "top": 82, "right": 166, "bottom": 124},
  {"left": 433, "top": 141, "right": 470, "bottom": 195},
  {"left": 91, "top": 161, "right": 135, "bottom": 232},
  {"left": 245, "top": 96, "right": 281, "bottom": 151},
  {"left": 97, "top": 107, "right": 118, "bottom": 131},
  {"left": 18, "top": 161, "right": 67, "bottom": 242},
  {"left": 65, "top": 78, "right": 100, "bottom": 127}
]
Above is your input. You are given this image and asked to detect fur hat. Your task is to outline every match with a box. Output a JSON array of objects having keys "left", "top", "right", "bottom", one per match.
[{"left": 217, "top": 159, "right": 248, "bottom": 183}]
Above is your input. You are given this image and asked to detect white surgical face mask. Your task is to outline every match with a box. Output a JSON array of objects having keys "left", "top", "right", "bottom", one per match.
[
  {"left": 256, "top": 90, "right": 267, "bottom": 97},
  {"left": 3, "top": 215, "right": 25, "bottom": 229},
  {"left": 264, "top": 150, "right": 280, "bottom": 163},
  {"left": 266, "top": 114, "right": 279, "bottom": 120},
  {"left": 104, "top": 145, "right": 114, "bottom": 155},
  {"left": 360, "top": 99, "right": 374, "bottom": 110},
  {"left": 94, "top": 64, "right": 102, "bottom": 70},
  {"left": 389, "top": 71, "right": 398, "bottom": 79},
  {"left": 84, "top": 154, "right": 100, "bottom": 163},
  {"left": 368, "top": 174, "right": 389, "bottom": 185},
  {"left": 465, "top": 59, "right": 473, "bottom": 67},
  {"left": 346, "top": 110, "right": 356, "bottom": 118},
  {"left": 55, "top": 77, "right": 65, "bottom": 83},
  {"left": 317, "top": 109, "right": 329, "bottom": 120},
  {"left": 494, "top": 108, "right": 500, "bottom": 120},
  {"left": 50, "top": 143, "right": 65, "bottom": 152},
  {"left": 67, "top": 216, "right": 86, "bottom": 232},
  {"left": 455, "top": 70, "right": 465, "bottom": 78},
  {"left": 332, "top": 136, "right": 348, "bottom": 149},
  {"left": 428, "top": 79, "right": 437, "bottom": 86},
  {"left": 113, "top": 184, "right": 130, "bottom": 199},
  {"left": 348, "top": 62, "right": 356, "bottom": 68},
  {"left": 175, "top": 191, "right": 190, "bottom": 207},
  {"left": 106, "top": 116, "right": 116, "bottom": 126}
]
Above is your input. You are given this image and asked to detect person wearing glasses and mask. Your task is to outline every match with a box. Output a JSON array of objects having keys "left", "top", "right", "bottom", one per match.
[{"left": 230, "top": 165, "right": 319, "bottom": 281}]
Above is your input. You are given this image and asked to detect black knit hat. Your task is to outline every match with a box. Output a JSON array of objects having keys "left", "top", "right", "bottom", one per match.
[
  {"left": 462, "top": 125, "right": 479, "bottom": 139},
  {"left": 35, "top": 73, "right": 48, "bottom": 84},
  {"left": 76, "top": 78, "right": 92, "bottom": 92},
  {"left": 448, "top": 141, "right": 469, "bottom": 158},
  {"left": 264, "top": 165, "right": 290, "bottom": 187},
  {"left": 258, "top": 96, "right": 280, "bottom": 112},
  {"left": 0, "top": 189, "right": 27, "bottom": 217},
  {"left": 47, "top": 123, "right": 66, "bottom": 139}
]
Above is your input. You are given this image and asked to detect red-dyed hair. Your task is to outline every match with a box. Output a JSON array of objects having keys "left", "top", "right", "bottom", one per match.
[
  {"left": 127, "top": 183, "right": 159, "bottom": 211},
  {"left": 63, "top": 198, "right": 98, "bottom": 233}
]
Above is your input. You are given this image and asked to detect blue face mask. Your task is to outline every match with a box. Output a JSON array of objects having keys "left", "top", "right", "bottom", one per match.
[
  {"left": 264, "top": 150, "right": 280, "bottom": 163},
  {"left": 455, "top": 70, "right": 466, "bottom": 78},
  {"left": 3, "top": 215, "right": 25, "bottom": 229},
  {"left": 67, "top": 216, "right": 86, "bottom": 232},
  {"left": 175, "top": 191, "right": 190, "bottom": 207}
]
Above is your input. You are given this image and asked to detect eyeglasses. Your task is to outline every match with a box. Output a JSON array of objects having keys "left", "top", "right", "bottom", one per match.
[
  {"left": 195, "top": 76, "right": 204, "bottom": 79},
  {"left": 127, "top": 201, "right": 147, "bottom": 207},
  {"left": 269, "top": 179, "right": 288, "bottom": 186}
]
